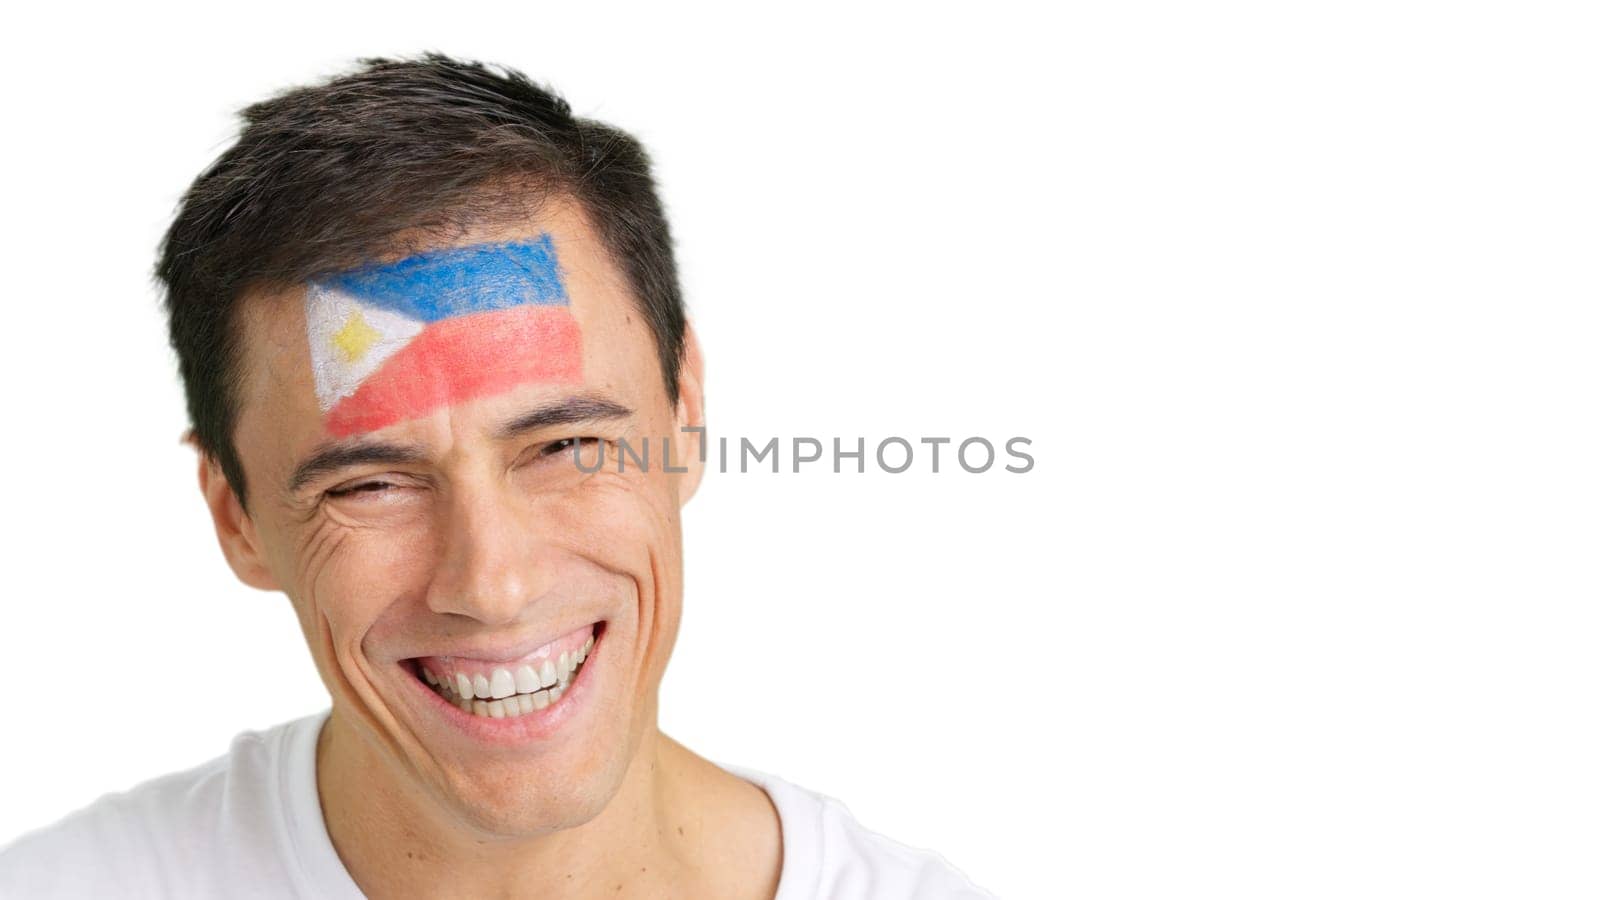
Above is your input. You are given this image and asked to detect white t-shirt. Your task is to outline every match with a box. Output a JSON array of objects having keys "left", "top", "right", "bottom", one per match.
[{"left": 0, "top": 710, "right": 993, "bottom": 899}]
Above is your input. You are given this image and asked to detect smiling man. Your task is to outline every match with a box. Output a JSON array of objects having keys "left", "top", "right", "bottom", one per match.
[{"left": 0, "top": 55, "right": 992, "bottom": 899}]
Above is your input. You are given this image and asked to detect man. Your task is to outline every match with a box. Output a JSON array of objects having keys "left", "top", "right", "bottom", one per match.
[{"left": 0, "top": 55, "right": 992, "bottom": 899}]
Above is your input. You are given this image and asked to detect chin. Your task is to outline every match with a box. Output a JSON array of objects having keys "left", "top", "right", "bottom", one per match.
[
  {"left": 435, "top": 760, "right": 622, "bottom": 837},
  {"left": 406, "top": 708, "right": 645, "bottom": 838}
]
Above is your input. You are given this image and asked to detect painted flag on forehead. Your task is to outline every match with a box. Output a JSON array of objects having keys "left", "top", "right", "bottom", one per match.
[{"left": 304, "top": 235, "right": 582, "bottom": 436}]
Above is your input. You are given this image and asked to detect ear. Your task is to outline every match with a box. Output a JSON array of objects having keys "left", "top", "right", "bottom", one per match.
[
  {"left": 186, "top": 430, "right": 281, "bottom": 592},
  {"left": 672, "top": 322, "right": 707, "bottom": 505}
]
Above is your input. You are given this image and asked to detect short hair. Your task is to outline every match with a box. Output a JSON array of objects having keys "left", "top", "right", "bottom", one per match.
[{"left": 157, "top": 53, "right": 686, "bottom": 512}]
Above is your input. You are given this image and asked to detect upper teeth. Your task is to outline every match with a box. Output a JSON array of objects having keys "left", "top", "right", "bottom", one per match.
[{"left": 422, "top": 634, "right": 594, "bottom": 718}]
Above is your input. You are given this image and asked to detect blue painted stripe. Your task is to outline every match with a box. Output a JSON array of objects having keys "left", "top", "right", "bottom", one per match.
[{"left": 319, "top": 235, "right": 568, "bottom": 322}]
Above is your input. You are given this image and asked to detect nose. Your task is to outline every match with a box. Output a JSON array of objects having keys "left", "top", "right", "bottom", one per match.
[{"left": 424, "top": 478, "right": 547, "bottom": 626}]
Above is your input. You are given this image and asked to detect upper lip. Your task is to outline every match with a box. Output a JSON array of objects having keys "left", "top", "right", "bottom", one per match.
[{"left": 403, "top": 620, "right": 601, "bottom": 664}]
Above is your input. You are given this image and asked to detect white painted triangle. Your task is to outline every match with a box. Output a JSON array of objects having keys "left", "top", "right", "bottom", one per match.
[{"left": 304, "top": 284, "right": 425, "bottom": 411}]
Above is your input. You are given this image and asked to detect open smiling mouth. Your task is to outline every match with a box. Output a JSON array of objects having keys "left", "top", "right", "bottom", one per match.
[{"left": 406, "top": 622, "right": 602, "bottom": 720}]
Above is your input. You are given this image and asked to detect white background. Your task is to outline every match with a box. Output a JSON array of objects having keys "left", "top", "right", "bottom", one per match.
[{"left": 2, "top": 2, "right": 1597, "bottom": 897}]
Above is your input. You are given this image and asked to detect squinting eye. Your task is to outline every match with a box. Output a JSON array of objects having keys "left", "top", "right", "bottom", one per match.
[
  {"left": 540, "top": 437, "right": 599, "bottom": 458},
  {"left": 326, "top": 481, "right": 394, "bottom": 499}
]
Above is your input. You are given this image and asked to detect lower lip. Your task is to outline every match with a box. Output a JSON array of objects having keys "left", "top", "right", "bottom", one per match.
[{"left": 403, "top": 624, "right": 603, "bottom": 745}]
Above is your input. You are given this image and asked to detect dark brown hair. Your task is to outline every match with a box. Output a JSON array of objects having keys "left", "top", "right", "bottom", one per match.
[{"left": 157, "top": 53, "right": 685, "bottom": 511}]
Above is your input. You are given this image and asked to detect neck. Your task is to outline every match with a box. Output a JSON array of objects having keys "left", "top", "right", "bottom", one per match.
[{"left": 316, "top": 708, "right": 701, "bottom": 899}]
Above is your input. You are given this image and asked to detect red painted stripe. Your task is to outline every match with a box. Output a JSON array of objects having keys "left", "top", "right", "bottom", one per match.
[{"left": 325, "top": 305, "right": 582, "bottom": 437}]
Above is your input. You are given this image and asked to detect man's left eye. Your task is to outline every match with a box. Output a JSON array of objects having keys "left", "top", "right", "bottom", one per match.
[{"left": 539, "top": 437, "right": 598, "bottom": 457}]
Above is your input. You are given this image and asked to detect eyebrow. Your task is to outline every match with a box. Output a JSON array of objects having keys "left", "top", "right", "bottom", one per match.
[
  {"left": 286, "top": 394, "right": 635, "bottom": 494},
  {"left": 492, "top": 395, "right": 632, "bottom": 440}
]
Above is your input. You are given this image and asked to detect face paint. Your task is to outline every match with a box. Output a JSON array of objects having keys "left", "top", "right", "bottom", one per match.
[{"left": 304, "top": 235, "right": 583, "bottom": 436}]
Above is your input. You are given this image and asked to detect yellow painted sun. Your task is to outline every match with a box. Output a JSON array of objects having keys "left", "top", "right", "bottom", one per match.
[{"left": 330, "top": 309, "right": 381, "bottom": 363}]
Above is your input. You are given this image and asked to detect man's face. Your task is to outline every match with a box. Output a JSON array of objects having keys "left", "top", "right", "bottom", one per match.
[{"left": 217, "top": 201, "right": 700, "bottom": 835}]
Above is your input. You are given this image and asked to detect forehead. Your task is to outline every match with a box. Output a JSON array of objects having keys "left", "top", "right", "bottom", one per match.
[{"left": 231, "top": 205, "right": 659, "bottom": 481}]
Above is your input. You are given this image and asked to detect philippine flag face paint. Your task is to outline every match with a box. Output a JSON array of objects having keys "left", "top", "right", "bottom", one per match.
[{"left": 304, "top": 235, "right": 583, "bottom": 436}]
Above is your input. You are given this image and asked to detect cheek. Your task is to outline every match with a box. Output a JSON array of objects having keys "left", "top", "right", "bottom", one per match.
[
  {"left": 547, "top": 470, "right": 683, "bottom": 583},
  {"left": 553, "top": 471, "right": 686, "bottom": 680},
  {"left": 289, "top": 515, "right": 435, "bottom": 638}
]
